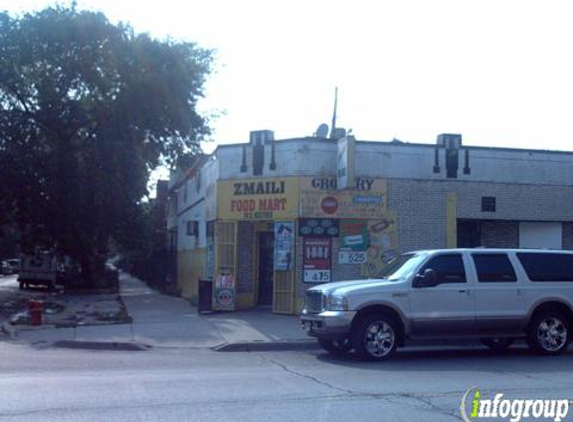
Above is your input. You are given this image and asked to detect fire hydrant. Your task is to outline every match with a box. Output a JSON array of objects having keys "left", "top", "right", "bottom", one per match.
[{"left": 28, "top": 299, "right": 44, "bottom": 326}]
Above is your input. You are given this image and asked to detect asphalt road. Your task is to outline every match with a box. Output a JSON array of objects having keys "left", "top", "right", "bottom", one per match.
[
  {"left": 0, "top": 273, "right": 18, "bottom": 288},
  {"left": 1, "top": 340, "right": 573, "bottom": 422}
]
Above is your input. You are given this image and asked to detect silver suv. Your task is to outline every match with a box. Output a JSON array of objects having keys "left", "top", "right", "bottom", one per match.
[{"left": 301, "top": 249, "right": 573, "bottom": 360}]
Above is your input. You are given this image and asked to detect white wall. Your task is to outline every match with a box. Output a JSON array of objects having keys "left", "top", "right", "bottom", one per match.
[
  {"left": 355, "top": 142, "right": 573, "bottom": 185},
  {"left": 175, "top": 159, "right": 219, "bottom": 252},
  {"left": 214, "top": 138, "right": 573, "bottom": 186}
]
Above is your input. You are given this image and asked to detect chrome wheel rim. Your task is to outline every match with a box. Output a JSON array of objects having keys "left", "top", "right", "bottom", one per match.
[
  {"left": 537, "top": 317, "right": 567, "bottom": 352},
  {"left": 365, "top": 321, "right": 395, "bottom": 357}
]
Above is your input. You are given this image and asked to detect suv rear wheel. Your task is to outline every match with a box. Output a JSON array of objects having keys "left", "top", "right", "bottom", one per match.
[
  {"left": 352, "top": 314, "right": 399, "bottom": 361},
  {"left": 527, "top": 311, "right": 570, "bottom": 355},
  {"left": 318, "top": 338, "right": 352, "bottom": 356}
]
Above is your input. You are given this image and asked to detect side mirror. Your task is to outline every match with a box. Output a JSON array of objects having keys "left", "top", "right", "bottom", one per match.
[{"left": 413, "top": 268, "right": 439, "bottom": 288}]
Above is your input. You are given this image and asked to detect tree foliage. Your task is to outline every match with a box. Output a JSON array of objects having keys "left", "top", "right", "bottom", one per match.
[{"left": 0, "top": 5, "right": 211, "bottom": 282}]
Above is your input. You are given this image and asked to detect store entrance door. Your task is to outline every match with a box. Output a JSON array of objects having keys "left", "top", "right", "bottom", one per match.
[{"left": 258, "top": 232, "right": 274, "bottom": 306}]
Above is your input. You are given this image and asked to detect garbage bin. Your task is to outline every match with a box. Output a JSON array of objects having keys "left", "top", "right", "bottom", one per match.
[{"left": 198, "top": 278, "right": 213, "bottom": 314}]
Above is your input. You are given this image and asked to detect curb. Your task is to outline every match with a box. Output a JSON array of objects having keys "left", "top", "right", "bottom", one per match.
[
  {"left": 213, "top": 339, "right": 319, "bottom": 352},
  {"left": 52, "top": 340, "right": 150, "bottom": 352},
  {"left": 0, "top": 322, "right": 19, "bottom": 340}
]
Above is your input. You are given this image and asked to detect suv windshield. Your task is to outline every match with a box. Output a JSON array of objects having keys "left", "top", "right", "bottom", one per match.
[{"left": 378, "top": 252, "right": 428, "bottom": 281}]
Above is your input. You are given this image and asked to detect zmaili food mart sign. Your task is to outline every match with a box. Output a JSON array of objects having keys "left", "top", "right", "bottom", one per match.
[
  {"left": 217, "top": 177, "right": 387, "bottom": 220},
  {"left": 217, "top": 178, "right": 300, "bottom": 220}
]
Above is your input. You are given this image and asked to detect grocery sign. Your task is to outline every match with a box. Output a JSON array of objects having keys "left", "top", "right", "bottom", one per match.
[{"left": 299, "top": 177, "right": 387, "bottom": 219}]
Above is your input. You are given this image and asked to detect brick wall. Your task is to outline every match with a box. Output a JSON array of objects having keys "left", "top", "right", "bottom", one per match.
[
  {"left": 388, "top": 179, "right": 573, "bottom": 252},
  {"left": 480, "top": 221, "right": 519, "bottom": 248},
  {"left": 563, "top": 223, "right": 573, "bottom": 250}
]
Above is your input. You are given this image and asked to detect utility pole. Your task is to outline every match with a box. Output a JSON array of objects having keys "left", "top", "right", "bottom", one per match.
[{"left": 330, "top": 86, "right": 338, "bottom": 139}]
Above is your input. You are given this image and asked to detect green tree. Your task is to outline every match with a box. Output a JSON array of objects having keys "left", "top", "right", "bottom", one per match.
[{"left": 0, "top": 5, "right": 211, "bottom": 284}]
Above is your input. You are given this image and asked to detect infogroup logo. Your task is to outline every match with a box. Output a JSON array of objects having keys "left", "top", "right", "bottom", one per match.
[{"left": 460, "top": 387, "right": 570, "bottom": 422}]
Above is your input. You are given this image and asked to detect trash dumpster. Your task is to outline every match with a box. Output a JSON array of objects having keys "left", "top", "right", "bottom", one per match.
[{"left": 198, "top": 278, "right": 213, "bottom": 314}]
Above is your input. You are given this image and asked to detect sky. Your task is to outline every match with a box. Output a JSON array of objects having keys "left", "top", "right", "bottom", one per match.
[{"left": 2, "top": 0, "right": 573, "bottom": 156}]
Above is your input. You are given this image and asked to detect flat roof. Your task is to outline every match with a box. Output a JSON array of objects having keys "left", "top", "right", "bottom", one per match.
[{"left": 210, "top": 137, "right": 573, "bottom": 157}]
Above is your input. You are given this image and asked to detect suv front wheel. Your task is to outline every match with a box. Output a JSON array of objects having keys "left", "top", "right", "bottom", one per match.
[
  {"left": 352, "top": 314, "right": 399, "bottom": 360},
  {"left": 527, "top": 311, "right": 570, "bottom": 355}
]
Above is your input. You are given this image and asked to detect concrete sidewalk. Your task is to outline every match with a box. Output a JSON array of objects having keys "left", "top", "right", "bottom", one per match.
[{"left": 4, "top": 273, "right": 312, "bottom": 351}]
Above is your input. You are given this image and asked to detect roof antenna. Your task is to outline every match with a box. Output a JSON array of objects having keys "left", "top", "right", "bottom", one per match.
[{"left": 329, "top": 86, "right": 338, "bottom": 139}]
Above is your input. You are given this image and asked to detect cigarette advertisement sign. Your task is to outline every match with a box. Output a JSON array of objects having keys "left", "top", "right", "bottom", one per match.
[
  {"left": 299, "top": 177, "right": 387, "bottom": 219},
  {"left": 339, "top": 219, "right": 369, "bottom": 251},
  {"left": 214, "top": 272, "right": 235, "bottom": 311},
  {"left": 298, "top": 218, "right": 339, "bottom": 237},
  {"left": 303, "top": 237, "right": 332, "bottom": 283},
  {"left": 218, "top": 178, "right": 299, "bottom": 220},
  {"left": 274, "top": 221, "right": 295, "bottom": 271},
  {"left": 338, "top": 219, "right": 369, "bottom": 265}
]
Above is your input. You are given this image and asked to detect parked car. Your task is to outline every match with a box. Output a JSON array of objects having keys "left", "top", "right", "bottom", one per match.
[
  {"left": 5, "top": 259, "right": 19, "bottom": 274},
  {"left": 18, "top": 252, "right": 60, "bottom": 290},
  {"left": 1, "top": 260, "right": 12, "bottom": 275},
  {"left": 301, "top": 248, "right": 573, "bottom": 360}
]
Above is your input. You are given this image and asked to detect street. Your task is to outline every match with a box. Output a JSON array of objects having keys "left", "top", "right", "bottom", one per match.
[
  {"left": 0, "top": 275, "right": 24, "bottom": 324},
  {"left": 1, "top": 341, "right": 572, "bottom": 421}
]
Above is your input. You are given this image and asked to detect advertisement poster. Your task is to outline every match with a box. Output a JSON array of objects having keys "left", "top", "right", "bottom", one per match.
[
  {"left": 338, "top": 219, "right": 368, "bottom": 265},
  {"left": 337, "top": 136, "right": 355, "bottom": 190},
  {"left": 339, "top": 219, "right": 369, "bottom": 250},
  {"left": 214, "top": 272, "right": 235, "bottom": 310},
  {"left": 274, "top": 221, "right": 294, "bottom": 271},
  {"left": 299, "top": 218, "right": 339, "bottom": 237},
  {"left": 361, "top": 213, "right": 400, "bottom": 278},
  {"left": 303, "top": 238, "right": 332, "bottom": 283}
]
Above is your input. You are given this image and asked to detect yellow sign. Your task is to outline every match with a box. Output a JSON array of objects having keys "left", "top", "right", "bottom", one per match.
[
  {"left": 217, "top": 178, "right": 299, "bottom": 220},
  {"left": 300, "top": 177, "right": 387, "bottom": 219}
]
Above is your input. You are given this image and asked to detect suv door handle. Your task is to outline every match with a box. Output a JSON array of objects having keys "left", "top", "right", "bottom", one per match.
[{"left": 458, "top": 290, "right": 467, "bottom": 293}]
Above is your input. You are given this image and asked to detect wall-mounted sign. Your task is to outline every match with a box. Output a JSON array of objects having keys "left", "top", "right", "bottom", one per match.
[
  {"left": 299, "top": 219, "right": 339, "bottom": 237},
  {"left": 217, "top": 178, "right": 299, "bottom": 220},
  {"left": 361, "top": 213, "right": 400, "bottom": 278},
  {"left": 300, "top": 177, "right": 387, "bottom": 219},
  {"left": 303, "top": 238, "right": 332, "bottom": 283},
  {"left": 274, "top": 221, "right": 294, "bottom": 271},
  {"left": 339, "top": 219, "right": 368, "bottom": 251},
  {"left": 337, "top": 136, "right": 355, "bottom": 190},
  {"left": 214, "top": 272, "right": 235, "bottom": 310}
]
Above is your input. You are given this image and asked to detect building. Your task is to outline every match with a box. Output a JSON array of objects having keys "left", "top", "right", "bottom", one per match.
[{"left": 168, "top": 130, "right": 573, "bottom": 314}]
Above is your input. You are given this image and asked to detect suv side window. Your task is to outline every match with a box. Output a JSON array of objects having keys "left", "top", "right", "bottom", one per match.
[
  {"left": 472, "top": 253, "right": 517, "bottom": 283},
  {"left": 517, "top": 253, "right": 573, "bottom": 282},
  {"left": 420, "top": 254, "right": 466, "bottom": 284}
]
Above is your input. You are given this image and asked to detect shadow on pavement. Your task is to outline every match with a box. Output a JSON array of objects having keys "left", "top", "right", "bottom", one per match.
[{"left": 313, "top": 343, "right": 573, "bottom": 373}]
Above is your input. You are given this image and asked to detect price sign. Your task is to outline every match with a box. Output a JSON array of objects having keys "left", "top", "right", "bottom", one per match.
[
  {"left": 338, "top": 251, "right": 367, "bottom": 264},
  {"left": 303, "top": 238, "right": 332, "bottom": 283},
  {"left": 304, "top": 270, "right": 331, "bottom": 283}
]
